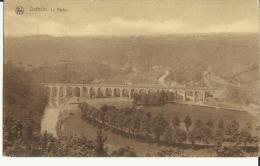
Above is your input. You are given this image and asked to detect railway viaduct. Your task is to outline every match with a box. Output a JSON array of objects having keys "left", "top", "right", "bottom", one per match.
[{"left": 42, "top": 83, "right": 225, "bottom": 103}]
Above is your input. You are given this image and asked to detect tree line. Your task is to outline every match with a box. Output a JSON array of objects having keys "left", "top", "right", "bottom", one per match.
[
  {"left": 3, "top": 62, "right": 137, "bottom": 157},
  {"left": 132, "top": 90, "right": 174, "bottom": 107},
  {"left": 3, "top": 61, "right": 48, "bottom": 156},
  {"left": 79, "top": 102, "right": 259, "bottom": 151},
  {"left": 4, "top": 115, "right": 136, "bottom": 157}
]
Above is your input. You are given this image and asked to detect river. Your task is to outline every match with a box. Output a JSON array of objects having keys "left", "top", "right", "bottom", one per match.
[
  {"left": 41, "top": 100, "right": 61, "bottom": 137},
  {"left": 40, "top": 98, "right": 259, "bottom": 138}
]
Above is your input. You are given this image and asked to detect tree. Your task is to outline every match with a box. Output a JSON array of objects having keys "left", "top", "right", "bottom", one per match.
[
  {"left": 188, "top": 119, "right": 213, "bottom": 145},
  {"left": 129, "top": 114, "right": 141, "bottom": 136},
  {"left": 238, "top": 130, "right": 253, "bottom": 146},
  {"left": 172, "top": 128, "right": 187, "bottom": 144},
  {"left": 151, "top": 114, "right": 168, "bottom": 141},
  {"left": 216, "top": 146, "right": 244, "bottom": 157},
  {"left": 3, "top": 62, "right": 48, "bottom": 156},
  {"left": 157, "top": 148, "right": 184, "bottom": 157},
  {"left": 140, "top": 113, "right": 152, "bottom": 139},
  {"left": 23, "top": 113, "right": 34, "bottom": 152},
  {"left": 245, "top": 122, "right": 252, "bottom": 130},
  {"left": 158, "top": 91, "right": 166, "bottom": 105},
  {"left": 224, "top": 120, "right": 240, "bottom": 144},
  {"left": 217, "top": 120, "right": 224, "bottom": 129},
  {"left": 140, "top": 93, "right": 149, "bottom": 106},
  {"left": 214, "top": 128, "right": 224, "bottom": 147},
  {"left": 100, "top": 104, "right": 109, "bottom": 112},
  {"left": 206, "top": 119, "right": 215, "bottom": 129},
  {"left": 184, "top": 115, "right": 192, "bottom": 131},
  {"left": 172, "top": 116, "right": 181, "bottom": 129},
  {"left": 238, "top": 123, "right": 253, "bottom": 146},
  {"left": 110, "top": 146, "right": 137, "bottom": 157},
  {"left": 161, "top": 126, "right": 173, "bottom": 144},
  {"left": 94, "top": 128, "right": 107, "bottom": 157},
  {"left": 132, "top": 93, "right": 140, "bottom": 107},
  {"left": 194, "top": 119, "right": 204, "bottom": 129},
  {"left": 148, "top": 93, "right": 157, "bottom": 106}
]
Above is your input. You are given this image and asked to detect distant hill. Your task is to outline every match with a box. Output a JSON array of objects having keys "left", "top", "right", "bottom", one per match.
[
  {"left": 4, "top": 33, "right": 259, "bottom": 79},
  {"left": 4, "top": 33, "right": 260, "bottom": 105}
]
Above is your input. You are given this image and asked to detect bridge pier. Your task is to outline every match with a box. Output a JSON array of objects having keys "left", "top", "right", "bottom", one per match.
[
  {"left": 47, "top": 86, "right": 52, "bottom": 98},
  {"left": 120, "top": 88, "right": 123, "bottom": 97},
  {"left": 192, "top": 91, "right": 196, "bottom": 103},
  {"left": 63, "top": 86, "right": 66, "bottom": 97},
  {"left": 111, "top": 88, "right": 115, "bottom": 97},
  {"left": 202, "top": 91, "right": 206, "bottom": 102},
  {"left": 183, "top": 91, "right": 187, "bottom": 102},
  {"left": 86, "top": 87, "right": 90, "bottom": 98},
  {"left": 79, "top": 87, "right": 83, "bottom": 98},
  {"left": 56, "top": 86, "right": 60, "bottom": 99}
]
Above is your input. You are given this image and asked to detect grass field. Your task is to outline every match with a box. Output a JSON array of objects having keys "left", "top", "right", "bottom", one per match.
[
  {"left": 58, "top": 102, "right": 259, "bottom": 156},
  {"left": 80, "top": 97, "right": 132, "bottom": 109},
  {"left": 144, "top": 103, "right": 259, "bottom": 131},
  {"left": 60, "top": 112, "right": 217, "bottom": 156}
]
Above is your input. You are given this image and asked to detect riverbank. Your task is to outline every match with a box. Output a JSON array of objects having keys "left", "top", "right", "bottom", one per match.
[{"left": 172, "top": 100, "right": 260, "bottom": 118}]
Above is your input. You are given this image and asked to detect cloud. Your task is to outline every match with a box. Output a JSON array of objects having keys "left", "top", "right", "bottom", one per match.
[
  {"left": 5, "top": 12, "right": 258, "bottom": 37},
  {"left": 204, "top": 20, "right": 259, "bottom": 33},
  {"left": 5, "top": 13, "right": 185, "bottom": 36}
]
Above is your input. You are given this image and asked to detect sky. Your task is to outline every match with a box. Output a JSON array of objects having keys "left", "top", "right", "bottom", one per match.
[{"left": 4, "top": 0, "right": 260, "bottom": 37}]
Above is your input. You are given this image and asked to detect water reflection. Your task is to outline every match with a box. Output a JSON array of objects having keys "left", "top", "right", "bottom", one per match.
[{"left": 41, "top": 98, "right": 64, "bottom": 137}]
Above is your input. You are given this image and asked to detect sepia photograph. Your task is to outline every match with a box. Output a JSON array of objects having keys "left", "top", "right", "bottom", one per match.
[{"left": 2, "top": 0, "right": 260, "bottom": 157}]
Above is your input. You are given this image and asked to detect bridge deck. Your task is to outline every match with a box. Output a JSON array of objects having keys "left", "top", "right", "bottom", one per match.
[{"left": 41, "top": 83, "right": 232, "bottom": 91}]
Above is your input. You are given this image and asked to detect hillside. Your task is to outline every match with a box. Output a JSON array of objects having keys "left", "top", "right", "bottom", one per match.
[
  {"left": 4, "top": 33, "right": 259, "bottom": 105},
  {"left": 4, "top": 33, "right": 259, "bottom": 78}
]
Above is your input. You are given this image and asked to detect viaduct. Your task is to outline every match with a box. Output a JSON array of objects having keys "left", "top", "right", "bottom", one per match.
[{"left": 42, "top": 83, "right": 226, "bottom": 103}]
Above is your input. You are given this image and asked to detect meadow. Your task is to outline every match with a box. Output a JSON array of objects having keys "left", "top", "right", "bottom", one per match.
[{"left": 58, "top": 102, "right": 259, "bottom": 156}]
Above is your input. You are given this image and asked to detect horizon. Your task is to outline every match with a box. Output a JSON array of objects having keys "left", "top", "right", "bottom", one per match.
[{"left": 4, "top": 31, "right": 259, "bottom": 38}]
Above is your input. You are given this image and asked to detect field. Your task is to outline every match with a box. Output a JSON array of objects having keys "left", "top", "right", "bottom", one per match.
[
  {"left": 144, "top": 103, "right": 259, "bottom": 132},
  {"left": 58, "top": 102, "right": 259, "bottom": 156},
  {"left": 60, "top": 112, "right": 217, "bottom": 156},
  {"left": 79, "top": 97, "right": 132, "bottom": 109}
]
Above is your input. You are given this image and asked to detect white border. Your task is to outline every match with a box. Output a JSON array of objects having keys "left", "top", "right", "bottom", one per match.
[{"left": 0, "top": 2, "right": 258, "bottom": 166}]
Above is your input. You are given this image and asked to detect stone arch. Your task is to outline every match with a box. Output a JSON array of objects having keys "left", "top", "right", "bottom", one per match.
[
  {"left": 175, "top": 90, "right": 183, "bottom": 100},
  {"left": 82, "top": 87, "right": 89, "bottom": 98},
  {"left": 147, "top": 89, "right": 154, "bottom": 94},
  {"left": 66, "top": 86, "right": 73, "bottom": 97},
  {"left": 156, "top": 89, "right": 162, "bottom": 93},
  {"left": 138, "top": 89, "right": 146, "bottom": 94},
  {"left": 59, "top": 86, "right": 64, "bottom": 97},
  {"left": 185, "top": 90, "right": 193, "bottom": 97},
  {"left": 89, "top": 87, "right": 96, "bottom": 98},
  {"left": 129, "top": 89, "right": 135, "bottom": 98},
  {"left": 96, "top": 88, "right": 104, "bottom": 98},
  {"left": 51, "top": 86, "right": 58, "bottom": 97},
  {"left": 122, "top": 88, "right": 130, "bottom": 97},
  {"left": 105, "top": 88, "right": 112, "bottom": 97},
  {"left": 194, "top": 91, "right": 200, "bottom": 102},
  {"left": 168, "top": 91, "right": 175, "bottom": 100},
  {"left": 204, "top": 91, "right": 213, "bottom": 100},
  {"left": 45, "top": 86, "right": 51, "bottom": 97},
  {"left": 113, "top": 88, "right": 120, "bottom": 97},
  {"left": 73, "top": 87, "right": 81, "bottom": 97}
]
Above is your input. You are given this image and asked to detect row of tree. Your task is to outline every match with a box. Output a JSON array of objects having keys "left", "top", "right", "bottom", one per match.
[
  {"left": 132, "top": 90, "right": 174, "bottom": 107},
  {"left": 79, "top": 102, "right": 259, "bottom": 148}
]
